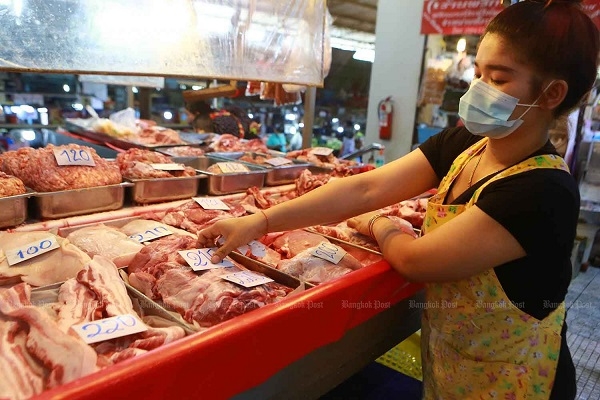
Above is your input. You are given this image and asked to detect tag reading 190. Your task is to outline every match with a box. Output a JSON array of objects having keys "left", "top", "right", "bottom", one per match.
[
  {"left": 309, "top": 147, "right": 333, "bottom": 157},
  {"left": 178, "top": 248, "right": 234, "bottom": 271},
  {"left": 53, "top": 148, "right": 96, "bottom": 166},
  {"left": 6, "top": 236, "right": 60, "bottom": 266},
  {"left": 265, "top": 157, "right": 292, "bottom": 166},
  {"left": 311, "top": 242, "right": 346, "bottom": 264},
  {"left": 71, "top": 314, "right": 147, "bottom": 344},
  {"left": 216, "top": 162, "right": 249, "bottom": 173},
  {"left": 129, "top": 225, "right": 173, "bottom": 243},
  {"left": 220, "top": 271, "right": 273, "bottom": 288},
  {"left": 193, "top": 197, "right": 230, "bottom": 210}
]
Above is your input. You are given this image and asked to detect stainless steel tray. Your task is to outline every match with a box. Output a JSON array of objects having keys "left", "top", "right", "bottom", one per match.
[
  {"left": 126, "top": 174, "right": 206, "bottom": 204},
  {"left": 32, "top": 183, "right": 132, "bottom": 220},
  {"left": 173, "top": 156, "right": 267, "bottom": 196},
  {"left": 0, "top": 191, "right": 33, "bottom": 229},
  {"left": 210, "top": 152, "right": 311, "bottom": 186}
]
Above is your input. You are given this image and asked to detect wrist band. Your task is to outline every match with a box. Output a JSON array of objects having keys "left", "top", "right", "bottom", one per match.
[
  {"left": 259, "top": 209, "right": 269, "bottom": 236},
  {"left": 368, "top": 214, "right": 388, "bottom": 238}
]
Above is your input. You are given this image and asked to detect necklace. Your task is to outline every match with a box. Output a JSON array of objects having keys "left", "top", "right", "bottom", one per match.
[{"left": 468, "top": 147, "right": 486, "bottom": 188}]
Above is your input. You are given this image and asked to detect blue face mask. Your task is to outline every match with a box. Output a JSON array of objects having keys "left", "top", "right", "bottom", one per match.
[{"left": 458, "top": 79, "right": 552, "bottom": 139}]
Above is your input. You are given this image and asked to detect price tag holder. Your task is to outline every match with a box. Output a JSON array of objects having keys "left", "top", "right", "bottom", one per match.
[
  {"left": 53, "top": 148, "right": 96, "bottom": 166},
  {"left": 220, "top": 271, "right": 273, "bottom": 288},
  {"left": 6, "top": 236, "right": 60, "bottom": 266},
  {"left": 150, "top": 163, "right": 186, "bottom": 171},
  {"left": 71, "top": 314, "right": 147, "bottom": 344},
  {"left": 129, "top": 225, "right": 173, "bottom": 243},
  {"left": 216, "top": 162, "right": 249, "bottom": 173},
  {"left": 179, "top": 248, "right": 234, "bottom": 271},
  {"left": 309, "top": 147, "right": 334, "bottom": 157},
  {"left": 193, "top": 197, "right": 230, "bottom": 210},
  {"left": 311, "top": 242, "right": 346, "bottom": 264},
  {"left": 265, "top": 157, "right": 292, "bottom": 167}
]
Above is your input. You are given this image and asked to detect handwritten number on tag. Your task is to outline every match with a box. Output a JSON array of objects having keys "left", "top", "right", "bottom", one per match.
[
  {"left": 129, "top": 226, "right": 172, "bottom": 243},
  {"left": 61, "top": 149, "right": 91, "bottom": 162},
  {"left": 7, "top": 237, "right": 59, "bottom": 266},
  {"left": 78, "top": 315, "right": 143, "bottom": 343},
  {"left": 311, "top": 242, "right": 346, "bottom": 264}
]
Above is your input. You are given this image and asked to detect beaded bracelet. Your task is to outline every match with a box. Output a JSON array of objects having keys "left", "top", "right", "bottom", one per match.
[{"left": 368, "top": 214, "right": 388, "bottom": 238}]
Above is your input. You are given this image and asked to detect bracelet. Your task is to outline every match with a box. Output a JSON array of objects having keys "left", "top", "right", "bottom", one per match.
[
  {"left": 259, "top": 209, "right": 269, "bottom": 236},
  {"left": 368, "top": 214, "right": 388, "bottom": 238}
]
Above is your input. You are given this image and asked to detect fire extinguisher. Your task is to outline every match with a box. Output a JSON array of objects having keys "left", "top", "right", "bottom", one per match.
[{"left": 378, "top": 96, "right": 393, "bottom": 140}]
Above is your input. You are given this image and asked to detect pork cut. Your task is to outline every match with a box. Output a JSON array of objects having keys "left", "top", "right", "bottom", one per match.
[
  {"left": 116, "top": 148, "right": 196, "bottom": 179},
  {"left": 0, "top": 171, "right": 26, "bottom": 197}
]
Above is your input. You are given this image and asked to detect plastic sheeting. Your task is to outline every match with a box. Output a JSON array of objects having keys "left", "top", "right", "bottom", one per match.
[{"left": 0, "top": 0, "right": 327, "bottom": 86}]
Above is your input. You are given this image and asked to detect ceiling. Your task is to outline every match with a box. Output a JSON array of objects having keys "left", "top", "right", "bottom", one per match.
[{"left": 328, "top": 0, "right": 377, "bottom": 51}]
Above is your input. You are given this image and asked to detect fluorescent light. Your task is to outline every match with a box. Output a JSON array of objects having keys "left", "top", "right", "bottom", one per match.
[
  {"left": 285, "top": 113, "right": 296, "bottom": 121},
  {"left": 132, "top": 86, "right": 139, "bottom": 93},
  {"left": 353, "top": 49, "right": 375, "bottom": 63},
  {"left": 21, "top": 130, "right": 36, "bottom": 141},
  {"left": 163, "top": 111, "right": 173, "bottom": 120},
  {"left": 248, "top": 113, "right": 254, "bottom": 119},
  {"left": 192, "top": 85, "right": 202, "bottom": 91},
  {"left": 354, "top": 124, "right": 361, "bottom": 131},
  {"left": 63, "top": 84, "right": 70, "bottom": 92},
  {"left": 20, "top": 105, "right": 35, "bottom": 113},
  {"left": 10, "top": 106, "right": 20, "bottom": 113},
  {"left": 179, "top": 84, "right": 187, "bottom": 90},
  {"left": 332, "top": 118, "right": 339, "bottom": 124},
  {"left": 37, "top": 107, "right": 48, "bottom": 113},
  {"left": 298, "top": 122, "right": 304, "bottom": 128},
  {"left": 457, "top": 38, "right": 467, "bottom": 53},
  {"left": 72, "top": 103, "right": 84, "bottom": 111},
  {"left": 337, "top": 127, "right": 344, "bottom": 133}
]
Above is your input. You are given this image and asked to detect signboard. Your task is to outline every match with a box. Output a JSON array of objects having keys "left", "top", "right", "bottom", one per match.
[{"left": 421, "top": 0, "right": 600, "bottom": 35}]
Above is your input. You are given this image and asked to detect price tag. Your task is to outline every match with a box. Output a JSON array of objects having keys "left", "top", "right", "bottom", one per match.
[
  {"left": 265, "top": 157, "right": 292, "bottom": 166},
  {"left": 220, "top": 271, "right": 273, "bottom": 288},
  {"left": 193, "top": 197, "right": 230, "bottom": 210},
  {"left": 311, "top": 242, "right": 346, "bottom": 264},
  {"left": 53, "top": 148, "right": 96, "bottom": 166},
  {"left": 216, "top": 162, "right": 249, "bottom": 173},
  {"left": 71, "top": 314, "right": 147, "bottom": 344},
  {"left": 6, "top": 236, "right": 60, "bottom": 266},
  {"left": 309, "top": 147, "right": 333, "bottom": 157},
  {"left": 129, "top": 225, "right": 173, "bottom": 243},
  {"left": 236, "top": 240, "right": 267, "bottom": 258},
  {"left": 150, "top": 163, "right": 186, "bottom": 171},
  {"left": 178, "top": 248, "right": 234, "bottom": 271}
]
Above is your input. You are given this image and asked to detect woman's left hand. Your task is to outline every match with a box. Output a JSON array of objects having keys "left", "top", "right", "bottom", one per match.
[{"left": 347, "top": 211, "right": 380, "bottom": 237}]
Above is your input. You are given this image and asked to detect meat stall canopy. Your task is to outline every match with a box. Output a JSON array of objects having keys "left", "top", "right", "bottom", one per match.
[{"left": 0, "top": 0, "right": 327, "bottom": 86}]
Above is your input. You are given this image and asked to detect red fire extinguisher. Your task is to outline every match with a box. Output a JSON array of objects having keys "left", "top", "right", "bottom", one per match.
[{"left": 378, "top": 96, "right": 393, "bottom": 140}]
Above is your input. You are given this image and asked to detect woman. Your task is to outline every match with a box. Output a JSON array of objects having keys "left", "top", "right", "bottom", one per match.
[{"left": 198, "top": 1, "right": 598, "bottom": 398}]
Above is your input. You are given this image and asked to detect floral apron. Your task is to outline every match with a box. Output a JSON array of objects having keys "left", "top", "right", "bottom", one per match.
[{"left": 421, "top": 138, "right": 570, "bottom": 399}]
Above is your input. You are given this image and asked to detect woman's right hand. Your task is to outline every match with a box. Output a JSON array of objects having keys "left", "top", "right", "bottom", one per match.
[{"left": 197, "top": 212, "right": 267, "bottom": 263}]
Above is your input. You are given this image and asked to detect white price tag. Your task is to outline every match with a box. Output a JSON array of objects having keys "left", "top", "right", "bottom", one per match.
[
  {"left": 150, "top": 163, "right": 186, "bottom": 171},
  {"left": 236, "top": 240, "right": 267, "bottom": 258},
  {"left": 178, "top": 248, "right": 234, "bottom": 271},
  {"left": 265, "top": 157, "right": 292, "bottom": 166},
  {"left": 71, "top": 314, "right": 147, "bottom": 344},
  {"left": 6, "top": 236, "right": 60, "bottom": 266},
  {"left": 311, "top": 242, "right": 346, "bottom": 264},
  {"left": 309, "top": 147, "right": 333, "bottom": 157},
  {"left": 220, "top": 271, "right": 273, "bottom": 288},
  {"left": 129, "top": 225, "right": 173, "bottom": 243},
  {"left": 193, "top": 197, "right": 230, "bottom": 210},
  {"left": 53, "top": 148, "right": 96, "bottom": 166},
  {"left": 216, "top": 162, "right": 249, "bottom": 173}
]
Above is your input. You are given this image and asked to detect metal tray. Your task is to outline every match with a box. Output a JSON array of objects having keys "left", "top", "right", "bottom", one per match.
[
  {"left": 32, "top": 183, "right": 132, "bottom": 220},
  {"left": 173, "top": 156, "right": 267, "bottom": 196},
  {"left": 155, "top": 145, "right": 208, "bottom": 158},
  {"left": 210, "top": 152, "right": 311, "bottom": 186},
  {"left": 0, "top": 190, "right": 33, "bottom": 229},
  {"left": 126, "top": 174, "right": 206, "bottom": 204}
]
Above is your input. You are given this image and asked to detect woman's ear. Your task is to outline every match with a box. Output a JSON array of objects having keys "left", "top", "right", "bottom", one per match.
[{"left": 542, "top": 80, "right": 568, "bottom": 111}]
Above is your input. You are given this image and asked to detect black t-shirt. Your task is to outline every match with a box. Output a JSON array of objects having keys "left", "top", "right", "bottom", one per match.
[{"left": 420, "top": 127, "right": 578, "bottom": 399}]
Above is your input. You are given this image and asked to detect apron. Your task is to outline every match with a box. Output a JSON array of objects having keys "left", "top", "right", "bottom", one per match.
[{"left": 421, "top": 138, "right": 570, "bottom": 400}]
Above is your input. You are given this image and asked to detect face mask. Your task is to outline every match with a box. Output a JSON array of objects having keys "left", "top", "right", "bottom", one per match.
[{"left": 458, "top": 79, "right": 553, "bottom": 139}]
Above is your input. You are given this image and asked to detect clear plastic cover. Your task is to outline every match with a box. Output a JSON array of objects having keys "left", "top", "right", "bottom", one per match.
[{"left": 0, "top": 0, "right": 327, "bottom": 86}]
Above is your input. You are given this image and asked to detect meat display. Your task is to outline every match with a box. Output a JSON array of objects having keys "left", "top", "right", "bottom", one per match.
[
  {"left": 65, "top": 224, "right": 144, "bottom": 268},
  {"left": 0, "top": 231, "right": 91, "bottom": 287},
  {"left": 209, "top": 134, "right": 269, "bottom": 153},
  {"left": 0, "top": 144, "right": 122, "bottom": 192},
  {"left": 133, "top": 126, "right": 185, "bottom": 146},
  {"left": 158, "top": 146, "right": 206, "bottom": 157},
  {"left": 116, "top": 148, "right": 196, "bottom": 179},
  {"left": 119, "top": 219, "right": 198, "bottom": 239},
  {"left": 127, "top": 235, "right": 293, "bottom": 328},
  {"left": 285, "top": 148, "right": 357, "bottom": 169},
  {"left": 295, "top": 169, "right": 332, "bottom": 196},
  {"left": 378, "top": 198, "right": 429, "bottom": 229},
  {"left": 0, "top": 171, "right": 26, "bottom": 197}
]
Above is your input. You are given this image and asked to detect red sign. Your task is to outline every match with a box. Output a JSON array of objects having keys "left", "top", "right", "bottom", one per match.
[
  {"left": 421, "top": 0, "right": 504, "bottom": 35},
  {"left": 421, "top": 0, "right": 600, "bottom": 35}
]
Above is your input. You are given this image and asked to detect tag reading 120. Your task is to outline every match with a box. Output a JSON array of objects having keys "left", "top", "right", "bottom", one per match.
[
  {"left": 220, "top": 271, "right": 274, "bottom": 288},
  {"left": 53, "top": 148, "right": 96, "bottom": 166},
  {"left": 265, "top": 157, "right": 292, "bottom": 166},
  {"left": 129, "top": 225, "right": 173, "bottom": 243},
  {"left": 311, "top": 242, "right": 346, "bottom": 264},
  {"left": 178, "top": 248, "right": 234, "bottom": 271},
  {"left": 193, "top": 197, "right": 230, "bottom": 210},
  {"left": 216, "top": 162, "right": 249, "bottom": 173},
  {"left": 71, "top": 314, "right": 147, "bottom": 344},
  {"left": 6, "top": 236, "right": 60, "bottom": 266},
  {"left": 309, "top": 147, "right": 334, "bottom": 157}
]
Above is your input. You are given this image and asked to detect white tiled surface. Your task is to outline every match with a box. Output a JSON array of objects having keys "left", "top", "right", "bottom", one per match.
[{"left": 566, "top": 267, "right": 600, "bottom": 399}]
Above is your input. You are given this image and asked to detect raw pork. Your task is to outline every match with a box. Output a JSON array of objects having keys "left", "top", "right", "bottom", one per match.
[
  {"left": 270, "top": 230, "right": 327, "bottom": 258},
  {"left": 65, "top": 224, "right": 144, "bottom": 267},
  {"left": 0, "top": 171, "right": 26, "bottom": 197},
  {"left": 0, "top": 144, "right": 122, "bottom": 192},
  {"left": 116, "top": 148, "right": 196, "bottom": 179},
  {"left": 209, "top": 134, "right": 268, "bottom": 153},
  {"left": 0, "top": 231, "right": 91, "bottom": 287}
]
